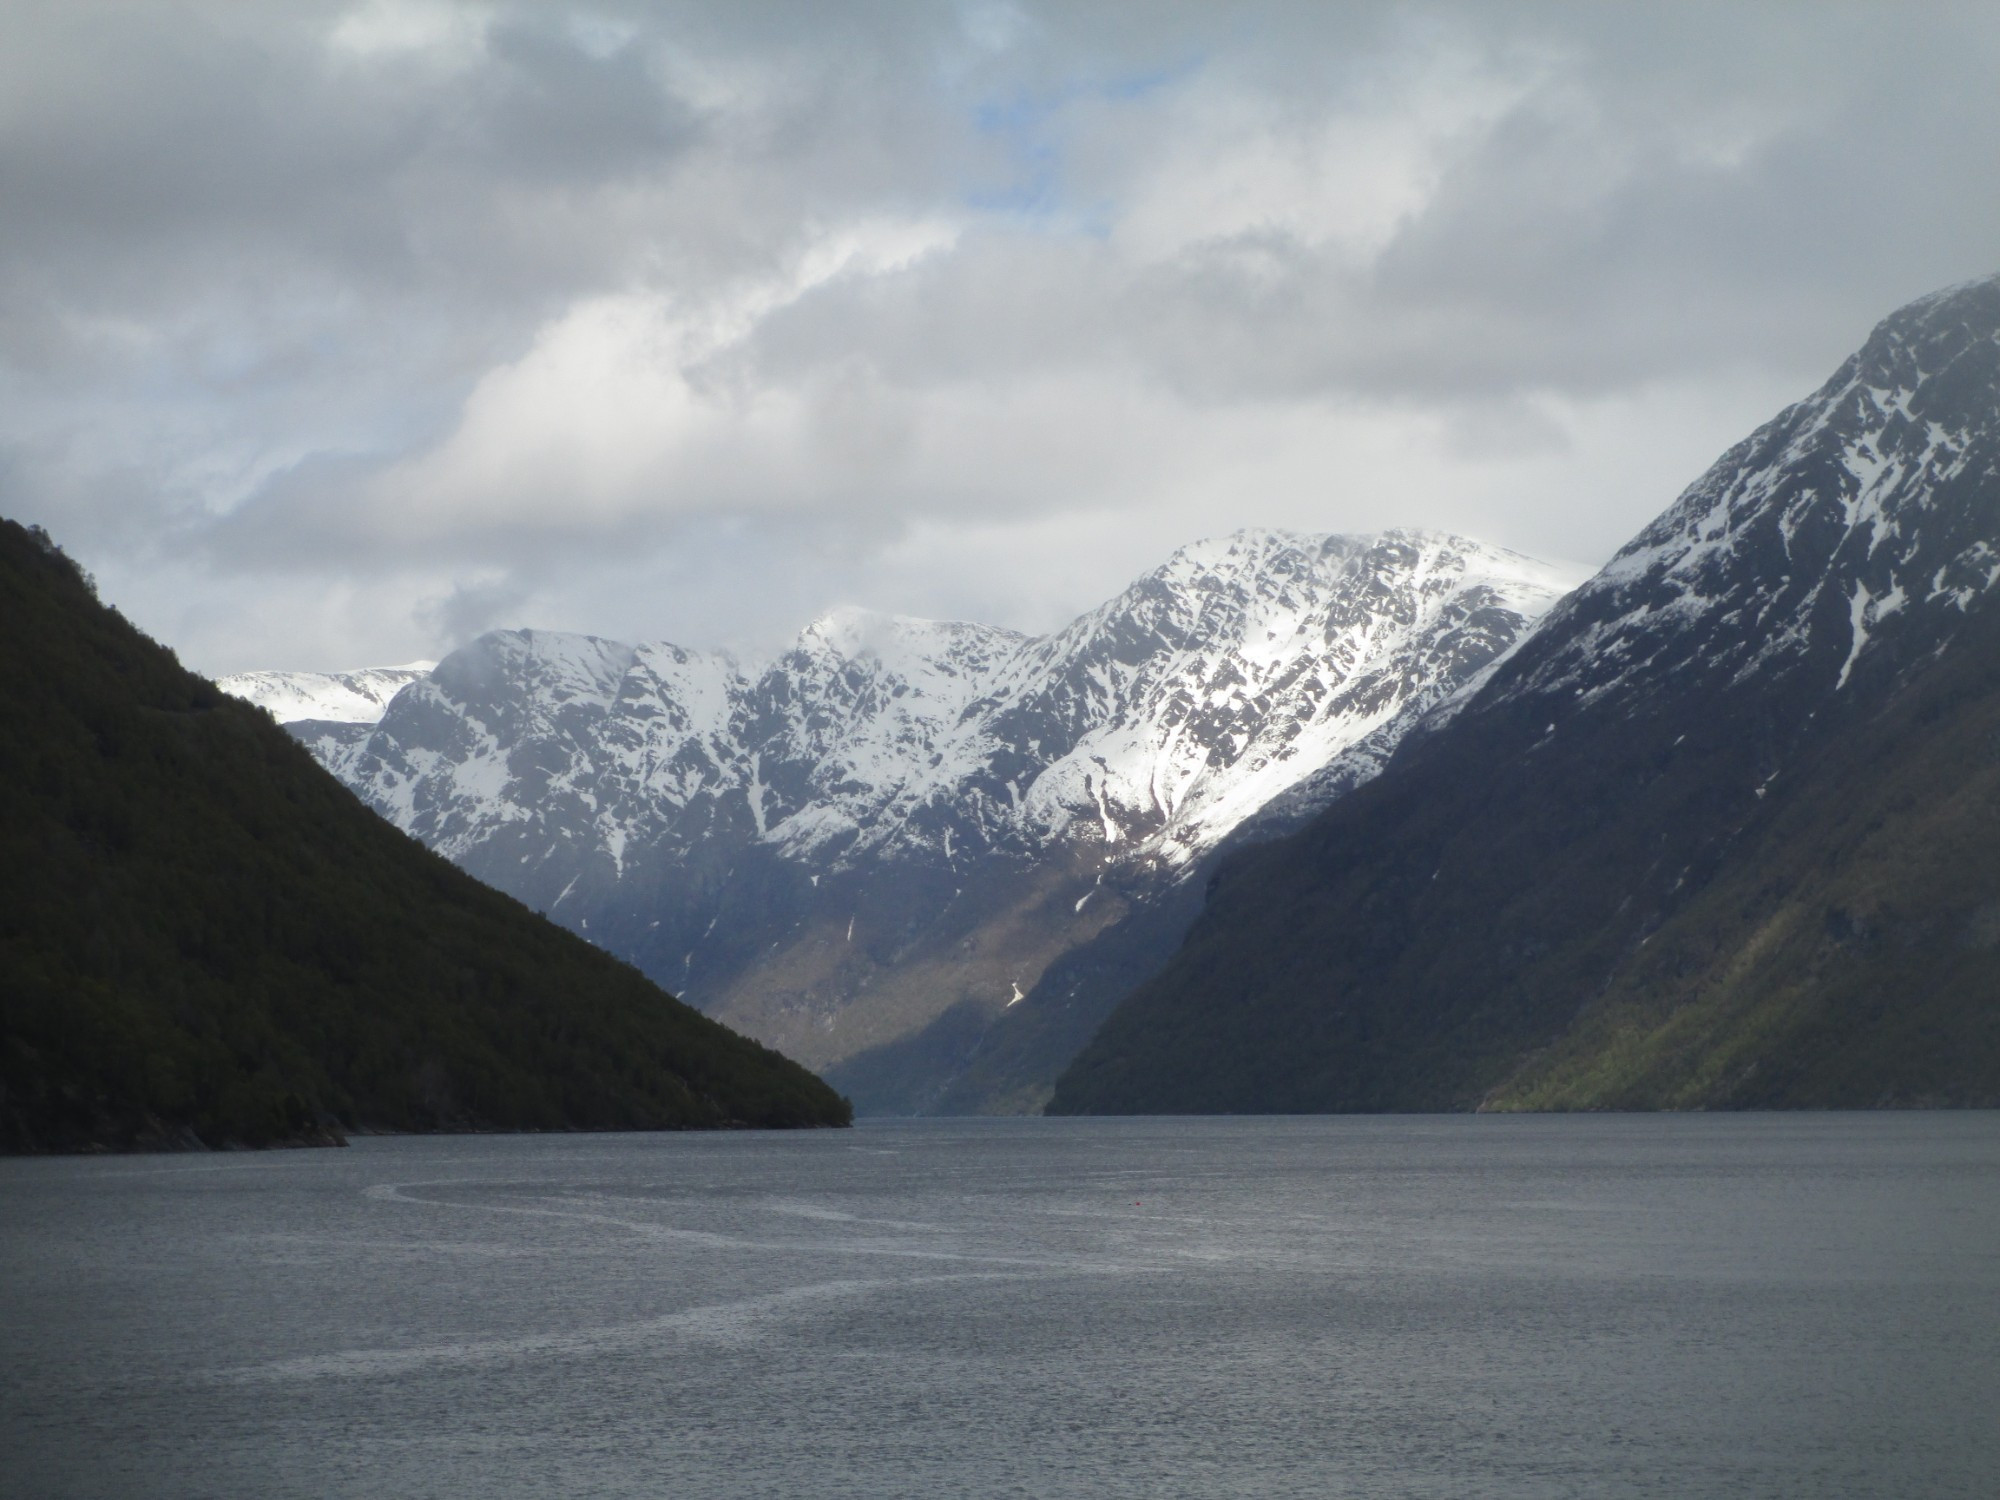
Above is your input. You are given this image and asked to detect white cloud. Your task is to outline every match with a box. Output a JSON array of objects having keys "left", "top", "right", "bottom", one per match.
[
  {"left": 5, "top": 1, "right": 2000, "bottom": 676},
  {"left": 327, "top": 0, "right": 492, "bottom": 65},
  {"left": 1105, "top": 33, "right": 1538, "bottom": 267},
  {"left": 362, "top": 215, "right": 962, "bottom": 541}
]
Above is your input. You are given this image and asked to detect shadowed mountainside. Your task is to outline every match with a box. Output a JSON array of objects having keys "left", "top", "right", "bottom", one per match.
[
  {"left": 0, "top": 520, "right": 850, "bottom": 1151},
  {"left": 1052, "top": 276, "right": 2000, "bottom": 1114},
  {"left": 247, "top": 530, "right": 1572, "bottom": 1113}
]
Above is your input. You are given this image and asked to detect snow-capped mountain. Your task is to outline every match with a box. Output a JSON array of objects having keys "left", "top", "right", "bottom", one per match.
[
  {"left": 221, "top": 662, "right": 434, "bottom": 725},
  {"left": 256, "top": 527, "right": 1575, "bottom": 1111},
  {"left": 1054, "top": 274, "right": 2000, "bottom": 1117},
  {"left": 950, "top": 529, "right": 1572, "bottom": 868},
  {"left": 1491, "top": 274, "right": 2000, "bottom": 719}
]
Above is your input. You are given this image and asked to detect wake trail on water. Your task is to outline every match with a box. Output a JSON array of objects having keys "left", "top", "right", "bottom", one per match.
[
  {"left": 186, "top": 1178, "right": 1183, "bottom": 1388},
  {"left": 361, "top": 1179, "right": 1170, "bottom": 1271},
  {"left": 198, "top": 1273, "right": 1007, "bottom": 1386}
]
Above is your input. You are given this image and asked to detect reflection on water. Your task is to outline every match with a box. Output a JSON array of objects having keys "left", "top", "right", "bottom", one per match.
[{"left": 3, "top": 1114, "right": 1997, "bottom": 1499}]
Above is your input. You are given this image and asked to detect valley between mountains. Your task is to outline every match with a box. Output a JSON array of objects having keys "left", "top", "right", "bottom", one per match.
[
  {"left": 226, "top": 276, "right": 2000, "bottom": 1118},
  {"left": 227, "top": 531, "right": 1576, "bottom": 1114},
  {"left": 1057, "top": 275, "right": 2000, "bottom": 1113}
]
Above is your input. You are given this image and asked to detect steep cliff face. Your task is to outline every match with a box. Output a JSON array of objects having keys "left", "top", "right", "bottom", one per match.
[
  {"left": 238, "top": 529, "right": 1574, "bottom": 1111},
  {"left": 1052, "top": 276, "right": 2000, "bottom": 1116}
]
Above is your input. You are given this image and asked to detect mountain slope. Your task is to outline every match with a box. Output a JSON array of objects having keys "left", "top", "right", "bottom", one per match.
[
  {"left": 1050, "top": 275, "right": 2000, "bottom": 1115},
  {"left": 238, "top": 530, "right": 1575, "bottom": 1112},
  {"left": 0, "top": 519, "right": 850, "bottom": 1151}
]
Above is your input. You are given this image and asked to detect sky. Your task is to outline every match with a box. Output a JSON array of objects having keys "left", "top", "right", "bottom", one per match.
[{"left": 6, "top": 1, "right": 2000, "bottom": 675}]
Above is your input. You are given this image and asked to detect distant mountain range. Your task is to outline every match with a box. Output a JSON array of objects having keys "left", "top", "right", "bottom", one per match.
[
  {"left": 1052, "top": 275, "right": 2000, "bottom": 1113},
  {"left": 150, "top": 276, "right": 2000, "bottom": 1119},
  {"left": 0, "top": 519, "right": 849, "bottom": 1152},
  {"left": 219, "top": 662, "right": 434, "bottom": 725},
  {"left": 231, "top": 531, "right": 1576, "bottom": 1113}
]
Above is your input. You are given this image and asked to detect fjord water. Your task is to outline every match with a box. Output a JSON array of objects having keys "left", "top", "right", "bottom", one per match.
[{"left": 3, "top": 1116, "right": 1996, "bottom": 1499}]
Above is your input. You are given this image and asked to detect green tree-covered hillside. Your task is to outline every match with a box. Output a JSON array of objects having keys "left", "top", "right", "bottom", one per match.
[{"left": 0, "top": 519, "right": 850, "bottom": 1150}]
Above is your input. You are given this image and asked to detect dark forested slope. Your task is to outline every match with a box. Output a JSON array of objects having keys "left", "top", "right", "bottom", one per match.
[
  {"left": 1052, "top": 276, "right": 2000, "bottom": 1114},
  {"left": 0, "top": 521, "right": 850, "bottom": 1150}
]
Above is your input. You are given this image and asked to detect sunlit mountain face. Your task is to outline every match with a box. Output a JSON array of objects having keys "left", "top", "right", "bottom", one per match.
[
  {"left": 235, "top": 528, "right": 1574, "bottom": 1112},
  {"left": 1054, "top": 275, "right": 2000, "bottom": 1117}
]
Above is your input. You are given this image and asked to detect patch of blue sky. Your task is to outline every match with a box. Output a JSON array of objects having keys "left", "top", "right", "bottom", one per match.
[{"left": 962, "top": 55, "right": 1203, "bottom": 231}]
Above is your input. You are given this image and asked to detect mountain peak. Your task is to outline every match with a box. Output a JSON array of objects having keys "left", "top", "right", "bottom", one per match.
[
  {"left": 1152, "top": 527, "right": 1341, "bottom": 571},
  {"left": 249, "top": 525, "right": 1574, "bottom": 1111},
  {"left": 1504, "top": 274, "right": 2000, "bottom": 717},
  {"left": 1841, "top": 272, "right": 2000, "bottom": 430},
  {"left": 798, "top": 604, "right": 897, "bottom": 654},
  {"left": 1054, "top": 274, "right": 2000, "bottom": 1119},
  {"left": 795, "top": 605, "right": 1025, "bottom": 663},
  {"left": 430, "top": 628, "right": 638, "bottom": 714},
  {"left": 1871, "top": 270, "right": 2000, "bottom": 337}
]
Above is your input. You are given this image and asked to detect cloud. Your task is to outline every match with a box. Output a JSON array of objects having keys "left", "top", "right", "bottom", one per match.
[
  {"left": 5, "top": 1, "right": 2000, "bottom": 674},
  {"left": 416, "top": 572, "right": 534, "bottom": 648}
]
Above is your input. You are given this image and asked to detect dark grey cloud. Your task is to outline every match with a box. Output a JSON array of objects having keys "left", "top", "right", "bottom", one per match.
[{"left": 4, "top": 1, "right": 1998, "bottom": 673}]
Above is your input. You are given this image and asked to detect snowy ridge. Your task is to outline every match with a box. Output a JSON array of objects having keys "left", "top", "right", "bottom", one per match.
[
  {"left": 220, "top": 662, "right": 434, "bottom": 724},
  {"left": 251, "top": 525, "right": 1574, "bottom": 1103},
  {"left": 273, "top": 529, "right": 1574, "bottom": 886},
  {"left": 239, "top": 276, "right": 2000, "bottom": 1112},
  {"left": 1043, "top": 274, "right": 2000, "bottom": 1120},
  {"left": 971, "top": 529, "right": 1579, "bottom": 865},
  {"left": 1496, "top": 274, "right": 2000, "bottom": 714}
]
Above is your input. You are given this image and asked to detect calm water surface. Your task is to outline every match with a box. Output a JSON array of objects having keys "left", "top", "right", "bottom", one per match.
[{"left": 3, "top": 1114, "right": 1997, "bottom": 1499}]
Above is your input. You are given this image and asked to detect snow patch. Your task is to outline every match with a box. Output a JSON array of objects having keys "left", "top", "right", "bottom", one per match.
[
  {"left": 269, "top": 527, "right": 1577, "bottom": 909},
  {"left": 221, "top": 662, "right": 435, "bottom": 724}
]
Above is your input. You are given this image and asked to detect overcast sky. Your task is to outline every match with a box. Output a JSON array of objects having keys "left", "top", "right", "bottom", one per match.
[{"left": 7, "top": 1, "right": 2000, "bottom": 674}]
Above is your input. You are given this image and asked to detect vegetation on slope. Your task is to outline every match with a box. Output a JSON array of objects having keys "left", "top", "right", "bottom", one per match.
[
  {"left": 0, "top": 520, "right": 850, "bottom": 1151},
  {"left": 1051, "top": 281, "right": 2000, "bottom": 1116},
  {"left": 1490, "top": 611, "right": 2000, "bottom": 1109},
  {"left": 1049, "top": 590, "right": 2000, "bottom": 1116}
]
